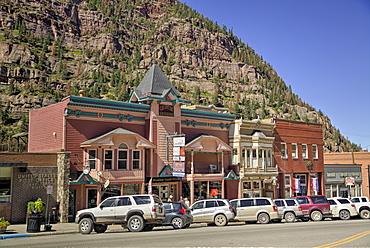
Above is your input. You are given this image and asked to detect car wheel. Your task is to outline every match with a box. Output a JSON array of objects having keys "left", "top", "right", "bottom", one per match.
[
  {"left": 258, "top": 213, "right": 270, "bottom": 224},
  {"left": 360, "top": 209, "right": 370, "bottom": 219},
  {"left": 284, "top": 212, "right": 296, "bottom": 223},
  {"left": 171, "top": 217, "right": 184, "bottom": 229},
  {"left": 310, "top": 210, "right": 322, "bottom": 221},
  {"left": 143, "top": 224, "right": 155, "bottom": 231},
  {"left": 79, "top": 218, "right": 93, "bottom": 235},
  {"left": 94, "top": 224, "right": 107, "bottom": 233},
  {"left": 214, "top": 214, "right": 228, "bottom": 226},
  {"left": 339, "top": 210, "right": 351, "bottom": 220},
  {"left": 127, "top": 215, "right": 145, "bottom": 232}
]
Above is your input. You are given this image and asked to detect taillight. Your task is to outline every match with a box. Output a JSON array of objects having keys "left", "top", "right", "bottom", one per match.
[
  {"left": 179, "top": 207, "right": 186, "bottom": 214},
  {"left": 298, "top": 206, "right": 302, "bottom": 211},
  {"left": 229, "top": 206, "right": 233, "bottom": 211},
  {"left": 152, "top": 206, "right": 156, "bottom": 212},
  {"left": 351, "top": 204, "right": 355, "bottom": 208},
  {"left": 273, "top": 206, "right": 278, "bottom": 212}
]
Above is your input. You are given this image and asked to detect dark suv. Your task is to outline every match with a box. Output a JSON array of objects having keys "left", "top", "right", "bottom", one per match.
[
  {"left": 160, "top": 202, "right": 193, "bottom": 229},
  {"left": 291, "top": 195, "right": 332, "bottom": 221}
]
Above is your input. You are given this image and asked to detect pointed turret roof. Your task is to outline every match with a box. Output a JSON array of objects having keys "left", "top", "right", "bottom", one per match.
[{"left": 134, "top": 64, "right": 181, "bottom": 99}]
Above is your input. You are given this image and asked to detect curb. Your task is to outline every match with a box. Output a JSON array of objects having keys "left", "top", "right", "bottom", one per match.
[{"left": 0, "top": 230, "right": 78, "bottom": 240}]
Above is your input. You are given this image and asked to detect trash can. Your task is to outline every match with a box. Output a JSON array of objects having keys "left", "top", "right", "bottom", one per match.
[{"left": 27, "top": 213, "right": 42, "bottom": 233}]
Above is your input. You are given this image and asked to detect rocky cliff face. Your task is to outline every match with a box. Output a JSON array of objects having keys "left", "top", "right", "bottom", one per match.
[{"left": 0, "top": 0, "right": 360, "bottom": 152}]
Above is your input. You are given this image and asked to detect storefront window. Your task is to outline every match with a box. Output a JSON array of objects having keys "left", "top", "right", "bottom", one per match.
[
  {"left": 102, "top": 184, "right": 121, "bottom": 201},
  {"left": 124, "top": 184, "right": 141, "bottom": 195},
  {"left": 0, "top": 168, "right": 11, "bottom": 203},
  {"left": 210, "top": 181, "right": 221, "bottom": 199},
  {"left": 194, "top": 181, "right": 207, "bottom": 200}
]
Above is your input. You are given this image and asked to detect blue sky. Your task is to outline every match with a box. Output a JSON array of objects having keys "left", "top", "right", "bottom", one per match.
[{"left": 180, "top": 0, "right": 370, "bottom": 150}]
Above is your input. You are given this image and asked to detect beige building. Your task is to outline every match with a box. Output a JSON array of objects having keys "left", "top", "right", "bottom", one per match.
[{"left": 229, "top": 119, "right": 278, "bottom": 199}]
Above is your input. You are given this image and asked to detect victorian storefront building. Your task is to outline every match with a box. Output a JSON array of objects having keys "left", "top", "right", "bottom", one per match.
[
  {"left": 229, "top": 118, "right": 278, "bottom": 199},
  {"left": 28, "top": 65, "right": 234, "bottom": 218}
]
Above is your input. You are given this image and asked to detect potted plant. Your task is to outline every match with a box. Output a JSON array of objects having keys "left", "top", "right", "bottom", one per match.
[
  {"left": 0, "top": 217, "right": 10, "bottom": 234},
  {"left": 26, "top": 198, "right": 45, "bottom": 233}
]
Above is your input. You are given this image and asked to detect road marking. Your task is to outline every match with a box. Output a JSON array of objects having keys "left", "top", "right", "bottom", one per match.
[{"left": 314, "top": 230, "right": 370, "bottom": 248}]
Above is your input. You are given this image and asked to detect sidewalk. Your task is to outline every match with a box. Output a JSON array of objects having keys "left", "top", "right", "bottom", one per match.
[
  {"left": 1, "top": 222, "right": 80, "bottom": 240},
  {"left": 0, "top": 222, "right": 207, "bottom": 240}
]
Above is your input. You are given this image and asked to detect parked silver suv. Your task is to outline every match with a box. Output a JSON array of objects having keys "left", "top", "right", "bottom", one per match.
[
  {"left": 75, "top": 194, "right": 165, "bottom": 234},
  {"left": 190, "top": 199, "right": 235, "bottom": 226},
  {"left": 230, "top": 197, "right": 279, "bottom": 224},
  {"left": 273, "top": 199, "right": 303, "bottom": 223}
]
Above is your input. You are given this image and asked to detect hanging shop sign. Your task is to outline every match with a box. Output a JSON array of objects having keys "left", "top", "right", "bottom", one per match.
[{"left": 172, "top": 162, "right": 185, "bottom": 177}]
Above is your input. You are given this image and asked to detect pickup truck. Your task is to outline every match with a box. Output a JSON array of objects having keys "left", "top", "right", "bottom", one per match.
[
  {"left": 291, "top": 195, "right": 332, "bottom": 221},
  {"left": 350, "top": 196, "right": 370, "bottom": 219}
]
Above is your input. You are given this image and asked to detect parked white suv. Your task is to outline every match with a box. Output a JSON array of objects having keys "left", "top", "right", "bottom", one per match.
[
  {"left": 273, "top": 199, "right": 303, "bottom": 223},
  {"left": 190, "top": 199, "right": 235, "bottom": 226},
  {"left": 327, "top": 197, "right": 358, "bottom": 220},
  {"left": 230, "top": 197, "right": 279, "bottom": 224},
  {"left": 75, "top": 194, "right": 165, "bottom": 234},
  {"left": 350, "top": 196, "right": 370, "bottom": 219}
]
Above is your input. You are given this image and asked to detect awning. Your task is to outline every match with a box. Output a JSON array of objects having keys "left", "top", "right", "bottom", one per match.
[
  {"left": 69, "top": 173, "right": 100, "bottom": 185},
  {"left": 0, "top": 162, "right": 27, "bottom": 167}
]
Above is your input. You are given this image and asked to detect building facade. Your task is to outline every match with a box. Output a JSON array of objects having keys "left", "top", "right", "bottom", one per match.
[
  {"left": 0, "top": 152, "right": 70, "bottom": 223},
  {"left": 28, "top": 65, "right": 235, "bottom": 217},
  {"left": 272, "top": 119, "right": 324, "bottom": 198},
  {"left": 229, "top": 119, "right": 278, "bottom": 199},
  {"left": 324, "top": 152, "right": 370, "bottom": 198}
]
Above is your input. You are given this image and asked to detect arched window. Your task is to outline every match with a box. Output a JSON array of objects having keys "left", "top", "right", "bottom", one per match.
[{"left": 118, "top": 143, "right": 128, "bottom": 170}]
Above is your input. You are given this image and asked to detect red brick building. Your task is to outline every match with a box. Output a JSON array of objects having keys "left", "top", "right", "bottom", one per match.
[
  {"left": 272, "top": 119, "right": 324, "bottom": 198},
  {"left": 28, "top": 65, "right": 234, "bottom": 217}
]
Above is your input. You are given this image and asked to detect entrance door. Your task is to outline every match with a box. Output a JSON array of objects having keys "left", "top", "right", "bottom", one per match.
[
  {"left": 68, "top": 189, "right": 76, "bottom": 222},
  {"left": 153, "top": 185, "right": 169, "bottom": 201}
]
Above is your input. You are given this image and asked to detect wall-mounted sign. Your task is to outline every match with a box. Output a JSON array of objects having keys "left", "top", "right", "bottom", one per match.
[
  {"left": 173, "top": 137, "right": 185, "bottom": 147},
  {"left": 173, "top": 146, "right": 180, "bottom": 156},
  {"left": 172, "top": 162, "right": 185, "bottom": 177},
  {"left": 159, "top": 104, "right": 174, "bottom": 116}
]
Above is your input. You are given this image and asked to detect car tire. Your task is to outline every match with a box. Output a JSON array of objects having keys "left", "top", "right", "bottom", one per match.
[
  {"left": 79, "top": 218, "right": 93, "bottom": 235},
  {"left": 360, "top": 209, "right": 370, "bottom": 219},
  {"left": 127, "top": 215, "right": 145, "bottom": 232},
  {"left": 94, "top": 224, "right": 107, "bottom": 233},
  {"left": 214, "top": 214, "right": 228, "bottom": 226},
  {"left": 310, "top": 210, "right": 322, "bottom": 221},
  {"left": 143, "top": 224, "right": 155, "bottom": 231},
  {"left": 171, "top": 217, "right": 184, "bottom": 229},
  {"left": 284, "top": 212, "right": 296, "bottom": 223},
  {"left": 258, "top": 213, "right": 270, "bottom": 224},
  {"left": 339, "top": 210, "right": 351, "bottom": 220}
]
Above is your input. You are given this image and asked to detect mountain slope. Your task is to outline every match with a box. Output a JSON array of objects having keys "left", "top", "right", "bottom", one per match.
[{"left": 0, "top": 0, "right": 361, "bottom": 152}]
